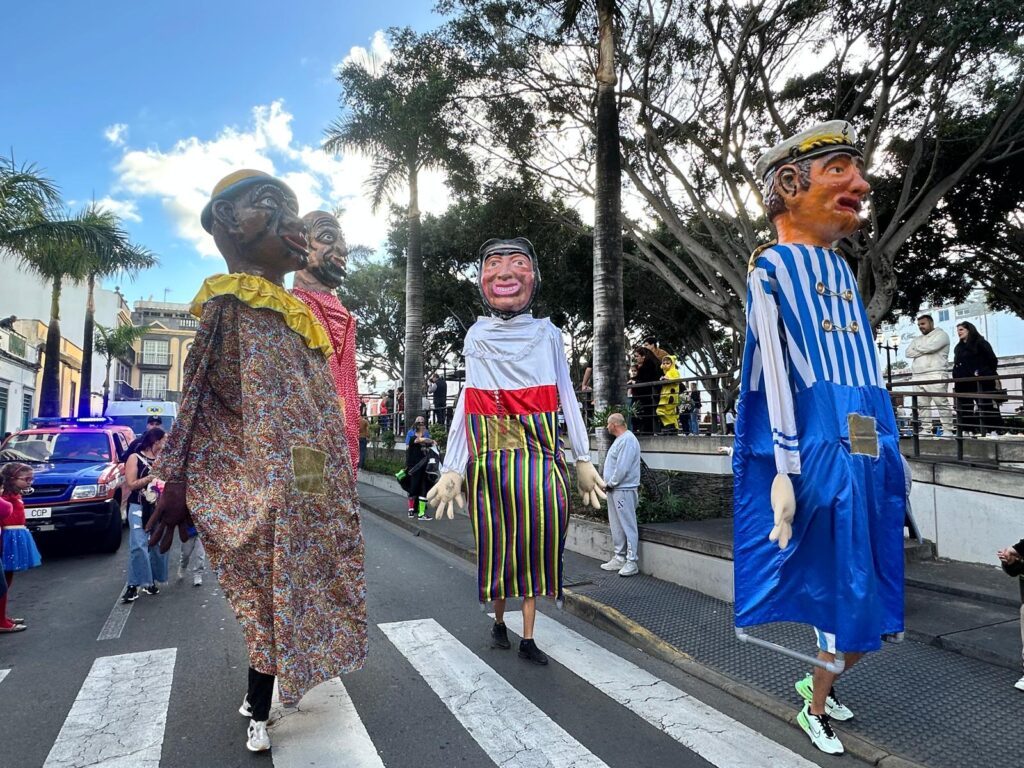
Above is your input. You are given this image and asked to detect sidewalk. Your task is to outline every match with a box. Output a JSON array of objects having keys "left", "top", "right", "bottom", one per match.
[{"left": 358, "top": 480, "right": 1023, "bottom": 768}]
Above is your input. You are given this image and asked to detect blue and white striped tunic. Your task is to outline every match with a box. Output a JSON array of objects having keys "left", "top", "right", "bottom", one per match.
[{"left": 733, "top": 243, "right": 905, "bottom": 653}]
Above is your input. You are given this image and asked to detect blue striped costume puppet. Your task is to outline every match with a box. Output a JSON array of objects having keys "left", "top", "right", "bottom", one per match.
[
  {"left": 733, "top": 122, "right": 905, "bottom": 755},
  {"left": 428, "top": 238, "right": 606, "bottom": 665}
]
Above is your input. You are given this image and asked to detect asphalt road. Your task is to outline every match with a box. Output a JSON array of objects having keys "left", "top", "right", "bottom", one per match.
[{"left": 0, "top": 512, "right": 846, "bottom": 767}]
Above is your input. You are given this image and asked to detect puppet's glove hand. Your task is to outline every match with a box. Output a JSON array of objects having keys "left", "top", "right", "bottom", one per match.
[
  {"left": 427, "top": 471, "right": 465, "bottom": 520},
  {"left": 576, "top": 460, "right": 607, "bottom": 510},
  {"left": 768, "top": 473, "right": 796, "bottom": 550},
  {"left": 145, "top": 481, "right": 192, "bottom": 554}
]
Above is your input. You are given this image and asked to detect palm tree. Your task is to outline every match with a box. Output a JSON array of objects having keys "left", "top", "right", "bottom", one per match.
[
  {"left": 560, "top": 0, "right": 627, "bottom": 447},
  {"left": 94, "top": 323, "right": 150, "bottom": 414},
  {"left": 324, "top": 28, "right": 475, "bottom": 429},
  {"left": 76, "top": 208, "right": 157, "bottom": 417}
]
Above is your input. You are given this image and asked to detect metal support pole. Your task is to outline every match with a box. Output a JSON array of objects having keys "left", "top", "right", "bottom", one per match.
[{"left": 735, "top": 628, "right": 846, "bottom": 674}]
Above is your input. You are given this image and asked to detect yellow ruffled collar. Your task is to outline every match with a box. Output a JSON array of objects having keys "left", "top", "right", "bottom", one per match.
[{"left": 191, "top": 273, "right": 333, "bottom": 357}]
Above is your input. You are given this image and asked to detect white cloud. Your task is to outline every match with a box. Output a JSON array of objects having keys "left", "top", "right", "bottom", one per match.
[
  {"left": 104, "top": 123, "right": 128, "bottom": 146},
  {"left": 336, "top": 30, "right": 393, "bottom": 75},
  {"left": 93, "top": 196, "right": 142, "bottom": 222},
  {"left": 109, "top": 99, "right": 453, "bottom": 259}
]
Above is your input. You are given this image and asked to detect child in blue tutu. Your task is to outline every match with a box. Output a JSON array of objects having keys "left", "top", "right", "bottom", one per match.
[{"left": 1, "top": 462, "right": 42, "bottom": 633}]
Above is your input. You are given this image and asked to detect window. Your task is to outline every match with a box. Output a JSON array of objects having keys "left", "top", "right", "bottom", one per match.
[
  {"left": 21, "top": 393, "right": 33, "bottom": 429},
  {"left": 938, "top": 309, "right": 949, "bottom": 322},
  {"left": 0, "top": 384, "right": 8, "bottom": 433},
  {"left": 70, "top": 382, "right": 76, "bottom": 413},
  {"left": 141, "top": 373, "right": 168, "bottom": 399},
  {"left": 141, "top": 338, "right": 170, "bottom": 365}
]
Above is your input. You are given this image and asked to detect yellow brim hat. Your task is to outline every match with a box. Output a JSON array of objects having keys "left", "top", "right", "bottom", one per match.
[{"left": 200, "top": 169, "right": 275, "bottom": 233}]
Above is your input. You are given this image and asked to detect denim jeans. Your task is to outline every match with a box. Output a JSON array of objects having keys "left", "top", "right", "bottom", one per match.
[
  {"left": 126, "top": 503, "right": 169, "bottom": 586},
  {"left": 689, "top": 410, "right": 700, "bottom": 435}
]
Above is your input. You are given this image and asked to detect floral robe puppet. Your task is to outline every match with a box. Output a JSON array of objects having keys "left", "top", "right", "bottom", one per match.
[
  {"left": 147, "top": 170, "right": 366, "bottom": 717},
  {"left": 428, "top": 238, "right": 605, "bottom": 663},
  {"left": 733, "top": 123, "right": 904, "bottom": 755},
  {"left": 292, "top": 210, "right": 361, "bottom": 476}
]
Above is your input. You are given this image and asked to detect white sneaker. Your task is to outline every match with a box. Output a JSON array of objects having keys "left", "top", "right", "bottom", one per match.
[
  {"left": 599, "top": 556, "right": 626, "bottom": 571},
  {"left": 794, "top": 673, "right": 854, "bottom": 721},
  {"left": 246, "top": 719, "right": 271, "bottom": 752},
  {"left": 797, "top": 704, "right": 843, "bottom": 755},
  {"left": 238, "top": 696, "right": 252, "bottom": 718},
  {"left": 1014, "top": 675, "right": 1024, "bottom": 692},
  {"left": 618, "top": 561, "right": 639, "bottom": 577},
  {"left": 177, "top": 564, "right": 186, "bottom": 581},
  {"left": 193, "top": 573, "right": 203, "bottom": 587}
]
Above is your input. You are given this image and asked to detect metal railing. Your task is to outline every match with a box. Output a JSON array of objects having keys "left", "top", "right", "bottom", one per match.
[{"left": 887, "top": 373, "right": 1024, "bottom": 463}]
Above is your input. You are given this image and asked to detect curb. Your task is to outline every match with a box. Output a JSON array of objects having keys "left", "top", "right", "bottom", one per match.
[{"left": 361, "top": 497, "right": 930, "bottom": 768}]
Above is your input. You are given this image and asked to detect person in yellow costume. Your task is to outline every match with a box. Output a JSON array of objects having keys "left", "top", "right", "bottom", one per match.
[
  {"left": 656, "top": 354, "right": 681, "bottom": 434},
  {"left": 145, "top": 170, "right": 366, "bottom": 754}
]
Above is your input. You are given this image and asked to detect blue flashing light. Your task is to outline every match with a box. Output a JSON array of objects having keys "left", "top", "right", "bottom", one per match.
[{"left": 28, "top": 416, "right": 113, "bottom": 428}]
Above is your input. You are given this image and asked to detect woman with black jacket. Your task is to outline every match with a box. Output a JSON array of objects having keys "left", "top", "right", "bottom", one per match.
[
  {"left": 631, "top": 346, "right": 663, "bottom": 436},
  {"left": 951, "top": 321, "right": 1003, "bottom": 434}
]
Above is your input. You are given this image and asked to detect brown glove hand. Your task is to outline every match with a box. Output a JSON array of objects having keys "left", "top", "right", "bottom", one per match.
[{"left": 145, "top": 481, "right": 192, "bottom": 553}]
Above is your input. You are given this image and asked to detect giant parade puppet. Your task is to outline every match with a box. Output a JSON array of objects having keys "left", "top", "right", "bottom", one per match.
[
  {"left": 146, "top": 170, "right": 366, "bottom": 754},
  {"left": 428, "top": 237, "right": 606, "bottom": 665},
  {"left": 732, "top": 122, "right": 905, "bottom": 756},
  {"left": 292, "top": 210, "right": 361, "bottom": 476}
]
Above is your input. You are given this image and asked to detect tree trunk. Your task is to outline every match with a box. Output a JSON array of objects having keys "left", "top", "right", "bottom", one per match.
[
  {"left": 403, "top": 165, "right": 425, "bottom": 433},
  {"left": 78, "top": 273, "right": 96, "bottom": 417},
  {"left": 39, "top": 278, "right": 64, "bottom": 417},
  {"left": 592, "top": 0, "right": 627, "bottom": 459},
  {"left": 102, "top": 356, "right": 112, "bottom": 415}
]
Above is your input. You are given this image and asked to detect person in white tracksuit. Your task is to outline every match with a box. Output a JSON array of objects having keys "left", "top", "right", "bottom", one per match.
[
  {"left": 903, "top": 314, "right": 953, "bottom": 435},
  {"left": 600, "top": 413, "right": 642, "bottom": 577}
]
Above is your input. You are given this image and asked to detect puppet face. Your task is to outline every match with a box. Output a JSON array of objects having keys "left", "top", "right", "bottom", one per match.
[
  {"left": 301, "top": 212, "right": 348, "bottom": 288},
  {"left": 215, "top": 179, "right": 308, "bottom": 276},
  {"left": 784, "top": 153, "right": 870, "bottom": 242},
  {"left": 480, "top": 250, "right": 535, "bottom": 315}
]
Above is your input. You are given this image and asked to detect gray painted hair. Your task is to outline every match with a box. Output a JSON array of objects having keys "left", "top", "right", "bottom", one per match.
[{"left": 762, "top": 157, "right": 814, "bottom": 221}]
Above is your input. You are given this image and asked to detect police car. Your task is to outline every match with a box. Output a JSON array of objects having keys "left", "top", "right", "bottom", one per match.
[{"left": 0, "top": 417, "right": 135, "bottom": 553}]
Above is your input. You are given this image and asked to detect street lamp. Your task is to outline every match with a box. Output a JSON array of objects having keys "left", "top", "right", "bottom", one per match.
[{"left": 875, "top": 332, "right": 900, "bottom": 389}]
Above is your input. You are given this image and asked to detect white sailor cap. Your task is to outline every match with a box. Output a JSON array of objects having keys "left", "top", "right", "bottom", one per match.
[{"left": 755, "top": 121, "right": 861, "bottom": 182}]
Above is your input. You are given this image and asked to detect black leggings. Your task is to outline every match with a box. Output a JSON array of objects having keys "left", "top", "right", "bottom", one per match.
[{"left": 247, "top": 667, "right": 275, "bottom": 722}]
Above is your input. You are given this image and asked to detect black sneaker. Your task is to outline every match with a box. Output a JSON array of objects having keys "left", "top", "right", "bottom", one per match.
[
  {"left": 491, "top": 621, "right": 511, "bottom": 649},
  {"left": 518, "top": 638, "right": 549, "bottom": 665},
  {"left": 407, "top": 509, "right": 416, "bottom": 519},
  {"left": 121, "top": 585, "right": 139, "bottom": 603},
  {"left": 140, "top": 584, "right": 160, "bottom": 596}
]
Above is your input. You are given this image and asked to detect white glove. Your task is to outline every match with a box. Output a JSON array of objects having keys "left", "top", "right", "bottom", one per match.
[
  {"left": 768, "top": 473, "right": 796, "bottom": 550},
  {"left": 576, "top": 460, "right": 607, "bottom": 510},
  {"left": 427, "top": 470, "right": 465, "bottom": 520}
]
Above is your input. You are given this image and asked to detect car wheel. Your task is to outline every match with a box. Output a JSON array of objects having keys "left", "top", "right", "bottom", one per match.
[{"left": 97, "top": 505, "right": 123, "bottom": 554}]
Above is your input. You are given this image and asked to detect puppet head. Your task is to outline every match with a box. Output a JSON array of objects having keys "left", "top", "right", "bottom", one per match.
[
  {"left": 201, "top": 169, "right": 309, "bottom": 285},
  {"left": 757, "top": 121, "right": 870, "bottom": 246},
  {"left": 294, "top": 210, "right": 348, "bottom": 291},
  {"left": 477, "top": 237, "right": 541, "bottom": 319}
]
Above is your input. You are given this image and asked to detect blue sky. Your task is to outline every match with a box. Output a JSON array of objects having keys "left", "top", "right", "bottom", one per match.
[{"left": 6, "top": 1, "right": 451, "bottom": 305}]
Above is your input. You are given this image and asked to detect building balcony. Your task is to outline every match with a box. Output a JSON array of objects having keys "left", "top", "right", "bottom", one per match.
[
  {"left": 0, "top": 327, "right": 39, "bottom": 367},
  {"left": 138, "top": 354, "right": 171, "bottom": 369}
]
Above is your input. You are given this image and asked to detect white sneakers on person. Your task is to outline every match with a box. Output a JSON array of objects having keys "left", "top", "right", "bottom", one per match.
[
  {"left": 600, "top": 555, "right": 626, "bottom": 571},
  {"left": 239, "top": 695, "right": 252, "bottom": 718},
  {"left": 1014, "top": 675, "right": 1024, "bottom": 692},
  {"left": 247, "top": 719, "right": 271, "bottom": 752},
  {"left": 193, "top": 573, "right": 203, "bottom": 587},
  {"left": 177, "top": 564, "right": 186, "bottom": 581},
  {"left": 618, "top": 560, "right": 639, "bottom": 577},
  {"left": 797, "top": 703, "right": 844, "bottom": 755},
  {"left": 794, "top": 673, "right": 854, "bottom": 720}
]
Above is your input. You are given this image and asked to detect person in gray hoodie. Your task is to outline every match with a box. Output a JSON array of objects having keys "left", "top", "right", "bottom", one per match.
[{"left": 600, "top": 413, "right": 642, "bottom": 577}]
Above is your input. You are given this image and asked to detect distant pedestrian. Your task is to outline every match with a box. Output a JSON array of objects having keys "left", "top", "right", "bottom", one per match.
[
  {"left": 600, "top": 414, "right": 641, "bottom": 577},
  {"left": 178, "top": 527, "right": 207, "bottom": 587},
  {"left": 952, "top": 321, "right": 1002, "bottom": 434},
  {"left": 404, "top": 417, "right": 436, "bottom": 520},
  {"left": 656, "top": 355, "right": 681, "bottom": 434},
  {"left": 121, "top": 428, "right": 169, "bottom": 604},
  {"left": 430, "top": 373, "right": 448, "bottom": 424},
  {"left": 688, "top": 382, "right": 702, "bottom": 435},
  {"left": 643, "top": 336, "right": 668, "bottom": 362},
  {"left": 725, "top": 407, "right": 736, "bottom": 435},
  {"left": 0, "top": 463, "right": 41, "bottom": 633},
  {"left": 632, "top": 346, "right": 662, "bottom": 435},
  {"left": 904, "top": 314, "right": 953, "bottom": 435},
  {"left": 997, "top": 539, "right": 1024, "bottom": 692},
  {"left": 118, "top": 415, "right": 163, "bottom": 463},
  {"left": 379, "top": 399, "right": 391, "bottom": 432},
  {"left": 358, "top": 414, "right": 370, "bottom": 469}
]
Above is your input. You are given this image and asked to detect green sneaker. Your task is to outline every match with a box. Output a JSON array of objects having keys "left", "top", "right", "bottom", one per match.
[
  {"left": 797, "top": 703, "right": 844, "bottom": 755},
  {"left": 795, "top": 674, "right": 854, "bottom": 721}
]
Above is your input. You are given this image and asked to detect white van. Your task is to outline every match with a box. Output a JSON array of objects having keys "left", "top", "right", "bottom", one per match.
[{"left": 103, "top": 400, "right": 178, "bottom": 437}]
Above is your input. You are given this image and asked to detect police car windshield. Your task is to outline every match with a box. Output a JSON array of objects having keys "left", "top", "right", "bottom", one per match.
[{"left": 0, "top": 432, "right": 111, "bottom": 463}]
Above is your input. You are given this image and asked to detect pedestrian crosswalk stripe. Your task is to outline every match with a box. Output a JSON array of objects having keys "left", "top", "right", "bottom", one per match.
[
  {"left": 269, "top": 678, "right": 385, "bottom": 768},
  {"left": 380, "top": 618, "right": 608, "bottom": 768},
  {"left": 43, "top": 648, "right": 176, "bottom": 768},
  {"left": 96, "top": 596, "right": 133, "bottom": 641},
  {"left": 0, "top": 669, "right": 8, "bottom": 686},
  {"left": 503, "top": 612, "right": 820, "bottom": 768}
]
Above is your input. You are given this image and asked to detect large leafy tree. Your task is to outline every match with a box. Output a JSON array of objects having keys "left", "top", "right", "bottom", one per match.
[
  {"left": 324, "top": 27, "right": 476, "bottom": 424},
  {"left": 77, "top": 208, "right": 157, "bottom": 417},
  {"left": 93, "top": 322, "right": 151, "bottom": 414}
]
